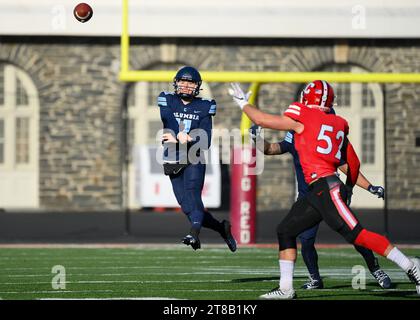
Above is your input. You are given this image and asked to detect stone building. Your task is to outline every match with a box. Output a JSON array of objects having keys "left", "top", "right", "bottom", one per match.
[{"left": 0, "top": 1, "right": 419, "bottom": 212}]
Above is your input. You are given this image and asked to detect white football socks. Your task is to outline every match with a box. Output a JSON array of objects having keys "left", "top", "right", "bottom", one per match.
[
  {"left": 386, "top": 247, "right": 414, "bottom": 272},
  {"left": 279, "top": 260, "right": 295, "bottom": 291}
]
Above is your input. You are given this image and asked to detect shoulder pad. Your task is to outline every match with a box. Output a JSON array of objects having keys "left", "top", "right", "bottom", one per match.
[
  {"left": 197, "top": 97, "right": 217, "bottom": 115},
  {"left": 284, "top": 103, "right": 303, "bottom": 120},
  {"left": 208, "top": 100, "right": 217, "bottom": 115}
]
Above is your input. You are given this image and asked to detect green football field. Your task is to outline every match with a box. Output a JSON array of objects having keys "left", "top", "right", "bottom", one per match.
[{"left": 0, "top": 245, "right": 419, "bottom": 300}]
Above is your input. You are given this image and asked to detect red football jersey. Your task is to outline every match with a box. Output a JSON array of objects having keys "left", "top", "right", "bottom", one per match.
[{"left": 284, "top": 102, "right": 349, "bottom": 184}]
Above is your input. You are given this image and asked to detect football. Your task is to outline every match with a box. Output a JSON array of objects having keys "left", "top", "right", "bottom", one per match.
[{"left": 73, "top": 3, "right": 93, "bottom": 23}]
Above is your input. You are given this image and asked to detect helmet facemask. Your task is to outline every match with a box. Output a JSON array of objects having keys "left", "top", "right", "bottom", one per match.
[
  {"left": 173, "top": 66, "right": 202, "bottom": 100},
  {"left": 173, "top": 79, "right": 201, "bottom": 100}
]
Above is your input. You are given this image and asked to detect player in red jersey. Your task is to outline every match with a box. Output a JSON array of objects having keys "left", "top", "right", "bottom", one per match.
[{"left": 228, "top": 81, "right": 420, "bottom": 299}]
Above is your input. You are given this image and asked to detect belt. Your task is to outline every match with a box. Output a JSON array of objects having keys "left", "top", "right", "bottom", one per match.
[{"left": 309, "top": 174, "right": 340, "bottom": 190}]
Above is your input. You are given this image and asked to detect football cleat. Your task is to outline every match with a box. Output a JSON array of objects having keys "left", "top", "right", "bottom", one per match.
[
  {"left": 301, "top": 276, "right": 324, "bottom": 290},
  {"left": 371, "top": 268, "right": 392, "bottom": 289},
  {"left": 220, "top": 220, "right": 237, "bottom": 252},
  {"left": 259, "top": 287, "right": 296, "bottom": 300},
  {"left": 406, "top": 257, "right": 420, "bottom": 294},
  {"left": 181, "top": 234, "right": 201, "bottom": 250}
]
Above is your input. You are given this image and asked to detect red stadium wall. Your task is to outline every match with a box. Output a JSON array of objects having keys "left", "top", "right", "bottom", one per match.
[{"left": 230, "top": 146, "right": 257, "bottom": 244}]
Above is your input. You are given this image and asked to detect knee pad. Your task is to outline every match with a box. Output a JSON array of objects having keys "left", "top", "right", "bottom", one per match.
[
  {"left": 277, "top": 224, "right": 297, "bottom": 251},
  {"left": 354, "top": 229, "right": 390, "bottom": 256}
]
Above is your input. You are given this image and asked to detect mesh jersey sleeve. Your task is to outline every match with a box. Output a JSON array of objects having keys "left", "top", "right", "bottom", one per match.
[
  {"left": 343, "top": 118, "right": 349, "bottom": 136},
  {"left": 158, "top": 92, "right": 179, "bottom": 136},
  {"left": 344, "top": 138, "right": 360, "bottom": 187},
  {"left": 340, "top": 119, "right": 351, "bottom": 168}
]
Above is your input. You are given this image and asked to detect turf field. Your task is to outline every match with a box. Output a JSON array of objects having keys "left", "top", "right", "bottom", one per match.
[{"left": 0, "top": 245, "right": 419, "bottom": 300}]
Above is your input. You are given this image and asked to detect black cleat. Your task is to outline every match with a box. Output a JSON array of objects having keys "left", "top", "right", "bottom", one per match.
[
  {"left": 371, "top": 268, "right": 392, "bottom": 289},
  {"left": 301, "top": 276, "right": 324, "bottom": 290},
  {"left": 182, "top": 234, "right": 201, "bottom": 250},
  {"left": 220, "top": 220, "right": 237, "bottom": 252}
]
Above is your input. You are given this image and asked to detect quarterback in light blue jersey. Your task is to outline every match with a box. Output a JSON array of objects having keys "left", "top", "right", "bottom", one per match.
[{"left": 158, "top": 66, "right": 237, "bottom": 252}]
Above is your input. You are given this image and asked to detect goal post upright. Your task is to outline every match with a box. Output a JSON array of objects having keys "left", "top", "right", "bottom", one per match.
[
  {"left": 240, "top": 83, "right": 261, "bottom": 142},
  {"left": 121, "top": 0, "right": 130, "bottom": 74}
]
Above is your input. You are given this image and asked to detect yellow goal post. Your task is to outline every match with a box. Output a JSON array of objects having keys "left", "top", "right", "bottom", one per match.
[{"left": 119, "top": 0, "right": 420, "bottom": 137}]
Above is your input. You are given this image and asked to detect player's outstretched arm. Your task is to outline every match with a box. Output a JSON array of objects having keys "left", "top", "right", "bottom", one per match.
[
  {"left": 244, "top": 105, "right": 303, "bottom": 133},
  {"left": 249, "top": 124, "right": 282, "bottom": 155},
  {"left": 228, "top": 83, "right": 303, "bottom": 133},
  {"left": 338, "top": 164, "right": 385, "bottom": 199}
]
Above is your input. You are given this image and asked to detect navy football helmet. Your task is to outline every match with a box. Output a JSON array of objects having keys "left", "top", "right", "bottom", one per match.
[{"left": 173, "top": 66, "right": 202, "bottom": 99}]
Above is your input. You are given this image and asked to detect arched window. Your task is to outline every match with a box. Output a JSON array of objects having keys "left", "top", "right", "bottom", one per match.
[{"left": 0, "top": 64, "right": 39, "bottom": 208}]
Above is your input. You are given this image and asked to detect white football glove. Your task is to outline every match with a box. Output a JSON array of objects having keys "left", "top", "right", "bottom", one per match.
[{"left": 228, "top": 83, "right": 251, "bottom": 110}]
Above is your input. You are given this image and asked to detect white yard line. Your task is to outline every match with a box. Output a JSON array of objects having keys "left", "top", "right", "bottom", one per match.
[
  {"left": 38, "top": 297, "right": 184, "bottom": 300},
  {"left": 0, "top": 256, "right": 273, "bottom": 262},
  {"left": 0, "top": 269, "right": 410, "bottom": 281},
  {"left": 0, "top": 243, "right": 419, "bottom": 249},
  {"left": 0, "top": 266, "right": 405, "bottom": 272},
  {"left": 0, "top": 289, "right": 266, "bottom": 295},
  {"left": 0, "top": 279, "right": 233, "bottom": 285},
  {"left": 0, "top": 290, "right": 115, "bottom": 294},
  {"left": 0, "top": 288, "right": 416, "bottom": 296}
]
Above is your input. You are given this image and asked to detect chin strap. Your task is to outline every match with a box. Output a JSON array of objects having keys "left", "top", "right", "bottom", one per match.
[{"left": 179, "top": 93, "right": 194, "bottom": 101}]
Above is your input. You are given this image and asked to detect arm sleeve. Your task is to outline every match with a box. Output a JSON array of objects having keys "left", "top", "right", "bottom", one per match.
[
  {"left": 342, "top": 137, "right": 360, "bottom": 187},
  {"left": 158, "top": 92, "right": 179, "bottom": 136}
]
